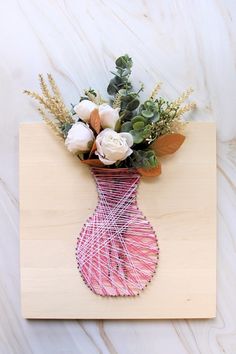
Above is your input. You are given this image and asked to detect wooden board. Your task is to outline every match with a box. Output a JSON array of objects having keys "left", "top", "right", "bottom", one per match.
[{"left": 19, "top": 122, "right": 216, "bottom": 319}]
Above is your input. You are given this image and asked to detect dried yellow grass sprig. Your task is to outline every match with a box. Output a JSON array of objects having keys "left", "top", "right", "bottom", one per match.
[
  {"left": 176, "top": 102, "right": 196, "bottom": 117},
  {"left": 169, "top": 117, "right": 188, "bottom": 134},
  {"left": 149, "top": 82, "right": 162, "bottom": 100},
  {"left": 171, "top": 87, "right": 194, "bottom": 108},
  {"left": 37, "top": 107, "right": 64, "bottom": 139},
  {"left": 24, "top": 74, "right": 73, "bottom": 125}
]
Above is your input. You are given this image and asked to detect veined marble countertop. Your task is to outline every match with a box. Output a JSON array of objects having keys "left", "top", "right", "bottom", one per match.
[{"left": 0, "top": 1, "right": 236, "bottom": 353}]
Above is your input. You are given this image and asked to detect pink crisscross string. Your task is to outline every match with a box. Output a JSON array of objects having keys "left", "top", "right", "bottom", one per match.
[{"left": 76, "top": 167, "right": 159, "bottom": 296}]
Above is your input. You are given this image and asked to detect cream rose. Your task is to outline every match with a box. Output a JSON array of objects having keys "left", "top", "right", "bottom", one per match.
[
  {"left": 65, "top": 122, "right": 94, "bottom": 153},
  {"left": 73, "top": 100, "right": 97, "bottom": 122},
  {"left": 95, "top": 129, "right": 133, "bottom": 165},
  {"left": 99, "top": 104, "right": 120, "bottom": 130}
]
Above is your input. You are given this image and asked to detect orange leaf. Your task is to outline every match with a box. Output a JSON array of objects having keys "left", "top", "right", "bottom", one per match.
[
  {"left": 137, "top": 163, "right": 162, "bottom": 177},
  {"left": 90, "top": 108, "right": 101, "bottom": 134},
  {"left": 82, "top": 159, "right": 104, "bottom": 167},
  {"left": 151, "top": 133, "right": 185, "bottom": 156},
  {"left": 89, "top": 140, "right": 97, "bottom": 158}
]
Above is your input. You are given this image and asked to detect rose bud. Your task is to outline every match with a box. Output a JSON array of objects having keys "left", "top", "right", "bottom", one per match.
[
  {"left": 99, "top": 104, "right": 120, "bottom": 131},
  {"left": 65, "top": 122, "right": 95, "bottom": 153},
  {"left": 74, "top": 100, "right": 97, "bottom": 123}
]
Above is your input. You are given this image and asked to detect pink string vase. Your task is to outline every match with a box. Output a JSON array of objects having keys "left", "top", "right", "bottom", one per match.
[{"left": 76, "top": 167, "right": 159, "bottom": 296}]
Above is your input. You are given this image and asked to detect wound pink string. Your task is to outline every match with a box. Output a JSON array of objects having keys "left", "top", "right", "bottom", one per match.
[{"left": 76, "top": 167, "right": 159, "bottom": 296}]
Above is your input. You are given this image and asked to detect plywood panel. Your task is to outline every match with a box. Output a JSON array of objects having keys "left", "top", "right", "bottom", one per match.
[{"left": 19, "top": 122, "right": 216, "bottom": 319}]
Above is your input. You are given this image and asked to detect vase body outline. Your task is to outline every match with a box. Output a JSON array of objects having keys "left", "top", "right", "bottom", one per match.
[{"left": 76, "top": 167, "right": 159, "bottom": 296}]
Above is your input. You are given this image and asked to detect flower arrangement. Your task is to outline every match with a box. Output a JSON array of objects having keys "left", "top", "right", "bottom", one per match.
[
  {"left": 24, "top": 55, "right": 196, "bottom": 296},
  {"left": 24, "top": 54, "right": 195, "bottom": 177}
]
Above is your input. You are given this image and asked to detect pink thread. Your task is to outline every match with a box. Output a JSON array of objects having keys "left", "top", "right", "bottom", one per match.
[{"left": 76, "top": 167, "right": 159, "bottom": 296}]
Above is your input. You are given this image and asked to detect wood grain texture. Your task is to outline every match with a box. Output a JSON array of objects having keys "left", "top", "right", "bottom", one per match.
[{"left": 19, "top": 122, "right": 216, "bottom": 319}]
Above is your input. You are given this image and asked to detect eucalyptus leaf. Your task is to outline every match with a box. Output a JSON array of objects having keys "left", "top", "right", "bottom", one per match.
[
  {"left": 121, "top": 121, "right": 132, "bottom": 132},
  {"left": 130, "top": 130, "right": 143, "bottom": 144},
  {"left": 129, "top": 149, "right": 158, "bottom": 168},
  {"left": 131, "top": 116, "right": 146, "bottom": 124},
  {"left": 133, "top": 121, "right": 145, "bottom": 131},
  {"left": 141, "top": 110, "right": 154, "bottom": 118},
  {"left": 126, "top": 98, "right": 140, "bottom": 111},
  {"left": 107, "top": 82, "right": 118, "bottom": 95}
]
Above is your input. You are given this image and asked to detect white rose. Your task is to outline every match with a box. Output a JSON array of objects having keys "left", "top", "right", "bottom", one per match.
[
  {"left": 99, "top": 104, "right": 120, "bottom": 130},
  {"left": 65, "top": 122, "right": 95, "bottom": 153},
  {"left": 74, "top": 100, "right": 97, "bottom": 122},
  {"left": 95, "top": 128, "right": 133, "bottom": 165}
]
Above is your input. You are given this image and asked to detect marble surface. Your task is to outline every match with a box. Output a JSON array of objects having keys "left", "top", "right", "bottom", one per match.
[{"left": 0, "top": 0, "right": 235, "bottom": 353}]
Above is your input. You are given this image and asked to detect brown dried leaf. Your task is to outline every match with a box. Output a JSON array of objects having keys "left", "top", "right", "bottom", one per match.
[
  {"left": 88, "top": 140, "right": 97, "bottom": 158},
  {"left": 82, "top": 159, "right": 104, "bottom": 167},
  {"left": 151, "top": 133, "right": 185, "bottom": 156},
  {"left": 90, "top": 108, "right": 101, "bottom": 134},
  {"left": 137, "top": 163, "right": 162, "bottom": 177}
]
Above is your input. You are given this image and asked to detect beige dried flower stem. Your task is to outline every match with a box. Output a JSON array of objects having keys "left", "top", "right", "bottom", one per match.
[
  {"left": 39, "top": 74, "right": 51, "bottom": 98},
  {"left": 171, "top": 87, "right": 194, "bottom": 108},
  {"left": 24, "top": 74, "right": 73, "bottom": 124},
  {"left": 176, "top": 102, "right": 196, "bottom": 117},
  {"left": 47, "top": 73, "right": 61, "bottom": 99},
  {"left": 169, "top": 117, "right": 188, "bottom": 134},
  {"left": 149, "top": 82, "right": 162, "bottom": 100},
  {"left": 37, "top": 107, "right": 64, "bottom": 140},
  {"left": 24, "top": 90, "right": 47, "bottom": 107}
]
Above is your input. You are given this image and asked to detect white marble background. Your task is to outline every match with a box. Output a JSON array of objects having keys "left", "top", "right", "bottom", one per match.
[{"left": 0, "top": 0, "right": 236, "bottom": 353}]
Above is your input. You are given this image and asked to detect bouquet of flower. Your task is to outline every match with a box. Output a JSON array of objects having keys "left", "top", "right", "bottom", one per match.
[
  {"left": 24, "top": 54, "right": 195, "bottom": 177},
  {"left": 25, "top": 55, "right": 196, "bottom": 297}
]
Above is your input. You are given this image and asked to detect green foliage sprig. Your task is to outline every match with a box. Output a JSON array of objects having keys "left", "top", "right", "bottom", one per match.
[
  {"left": 107, "top": 55, "right": 144, "bottom": 121},
  {"left": 107, "top": 55, "right": 133, "bottom": 95},
  {"left": 129, "top": 150, "right": 158, "bottom": 168}
]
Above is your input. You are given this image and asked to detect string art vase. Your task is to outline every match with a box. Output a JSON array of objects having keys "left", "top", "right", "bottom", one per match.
[{"left": 76, "top": 167, "right": 159, "bottom": 296}]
